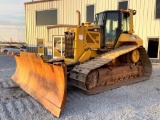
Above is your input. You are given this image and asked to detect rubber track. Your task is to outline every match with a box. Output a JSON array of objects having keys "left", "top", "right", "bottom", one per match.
[{"left": 69, "top": 45, "right": 152, "bottom": 94}]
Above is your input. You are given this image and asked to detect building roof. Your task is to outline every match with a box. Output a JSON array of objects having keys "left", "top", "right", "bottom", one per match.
[{"left": 24, "top": 0, "right": 58, "bottom": 5}]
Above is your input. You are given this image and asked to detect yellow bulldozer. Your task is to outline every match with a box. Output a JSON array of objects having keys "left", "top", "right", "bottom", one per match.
[{"left": 11, "top": 9, "right": 152, "bottom": 117}]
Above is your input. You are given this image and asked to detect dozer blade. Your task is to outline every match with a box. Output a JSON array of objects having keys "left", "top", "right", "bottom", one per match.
[{"left": 11, "top": 52, "right": 67, "bottom": 117}]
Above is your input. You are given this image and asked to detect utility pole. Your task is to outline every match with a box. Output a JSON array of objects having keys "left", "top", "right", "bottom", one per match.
[{"left": 17, "top": 27, "right": 20, "bottom": 43}]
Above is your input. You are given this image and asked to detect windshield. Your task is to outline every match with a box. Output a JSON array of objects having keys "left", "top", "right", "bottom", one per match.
[
  {"left": 121, "top": 12, "right": 130, "bottom": 32},
  {"left": 95, "top": 13, "right": 104, "bottom": 26},
  {"left": 104, "top": 12, "right": 119, "bottom": 46}
]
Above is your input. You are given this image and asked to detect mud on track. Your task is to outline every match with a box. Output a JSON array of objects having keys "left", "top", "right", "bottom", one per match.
[{"left": 1, "top": 55, "right": 160, "bottom": 120}]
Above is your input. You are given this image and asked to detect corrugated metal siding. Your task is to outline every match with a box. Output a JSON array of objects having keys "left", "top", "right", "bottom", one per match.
[
  {"left": 25, "top": 0, "right": 160, "bottom": 58},
  {"left": 130, "top": 0, "right": 160, "bottom": 51}
]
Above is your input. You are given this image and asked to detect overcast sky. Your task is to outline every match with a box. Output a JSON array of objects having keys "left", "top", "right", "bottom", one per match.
[{"left": 0, "top": 0, "right": 32, "bottom": 42}]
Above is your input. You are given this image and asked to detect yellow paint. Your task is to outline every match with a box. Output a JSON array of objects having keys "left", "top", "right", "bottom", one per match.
[
  {"left": 131, "top": 49, "right": 140, "bottom": 63},
  {"left": 79, "top": 49, "right": 91, "bottom": 63},
  {"left": 124, "top": 9, "right": 134, "bottom": 35},
  {"left": 90, "top": 50, "right": 99, "bottom": 58},
  {"left": 65, "top": 25, "right": 101, "bottom": 64},
  {"left": 64, "top": 58, "right": 76, "bottom": 65},
  {"left": 115, "top": 33, "right": 143, "bottom": 48}
]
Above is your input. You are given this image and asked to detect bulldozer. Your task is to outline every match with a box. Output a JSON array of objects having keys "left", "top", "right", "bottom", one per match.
[{"left": 11, "top": 9, "right": 152, "bottom": 117}]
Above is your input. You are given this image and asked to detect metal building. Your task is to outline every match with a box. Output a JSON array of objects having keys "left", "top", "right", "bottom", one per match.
[{"left": 25, "top": 0, "right": 160, "bottom": 62}]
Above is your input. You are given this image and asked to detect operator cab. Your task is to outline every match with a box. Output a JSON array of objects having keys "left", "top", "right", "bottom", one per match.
[{"left": 95, "top": 10, "right": 136, "bottom": 49}]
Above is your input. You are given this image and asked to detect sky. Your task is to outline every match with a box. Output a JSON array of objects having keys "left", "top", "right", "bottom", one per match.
[{"left": 0, "top": 0, "right": 32, "bottom": 42}]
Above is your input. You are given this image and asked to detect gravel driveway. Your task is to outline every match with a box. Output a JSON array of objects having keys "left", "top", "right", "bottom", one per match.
[{"left": 0, "top": 55, "right": 160, "bottom": 120}]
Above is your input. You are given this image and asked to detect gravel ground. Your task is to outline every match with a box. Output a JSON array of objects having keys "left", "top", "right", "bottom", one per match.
[{"left": 0, "top": 55, "right": 160, "bottom": 120}]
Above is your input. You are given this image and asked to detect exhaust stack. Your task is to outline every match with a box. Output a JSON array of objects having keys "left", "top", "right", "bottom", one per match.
[{"left": 76, "top": 10, "right": 80, "bottom": 26}]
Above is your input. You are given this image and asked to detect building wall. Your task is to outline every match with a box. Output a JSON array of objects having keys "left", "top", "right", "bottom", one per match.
[{"left": 25, "top": 0, "right": 160, "bottom": 61}]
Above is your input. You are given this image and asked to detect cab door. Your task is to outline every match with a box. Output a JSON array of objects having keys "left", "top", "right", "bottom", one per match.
[{"left": 104, "top": 11, "right": 121, "bottom": 48}]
